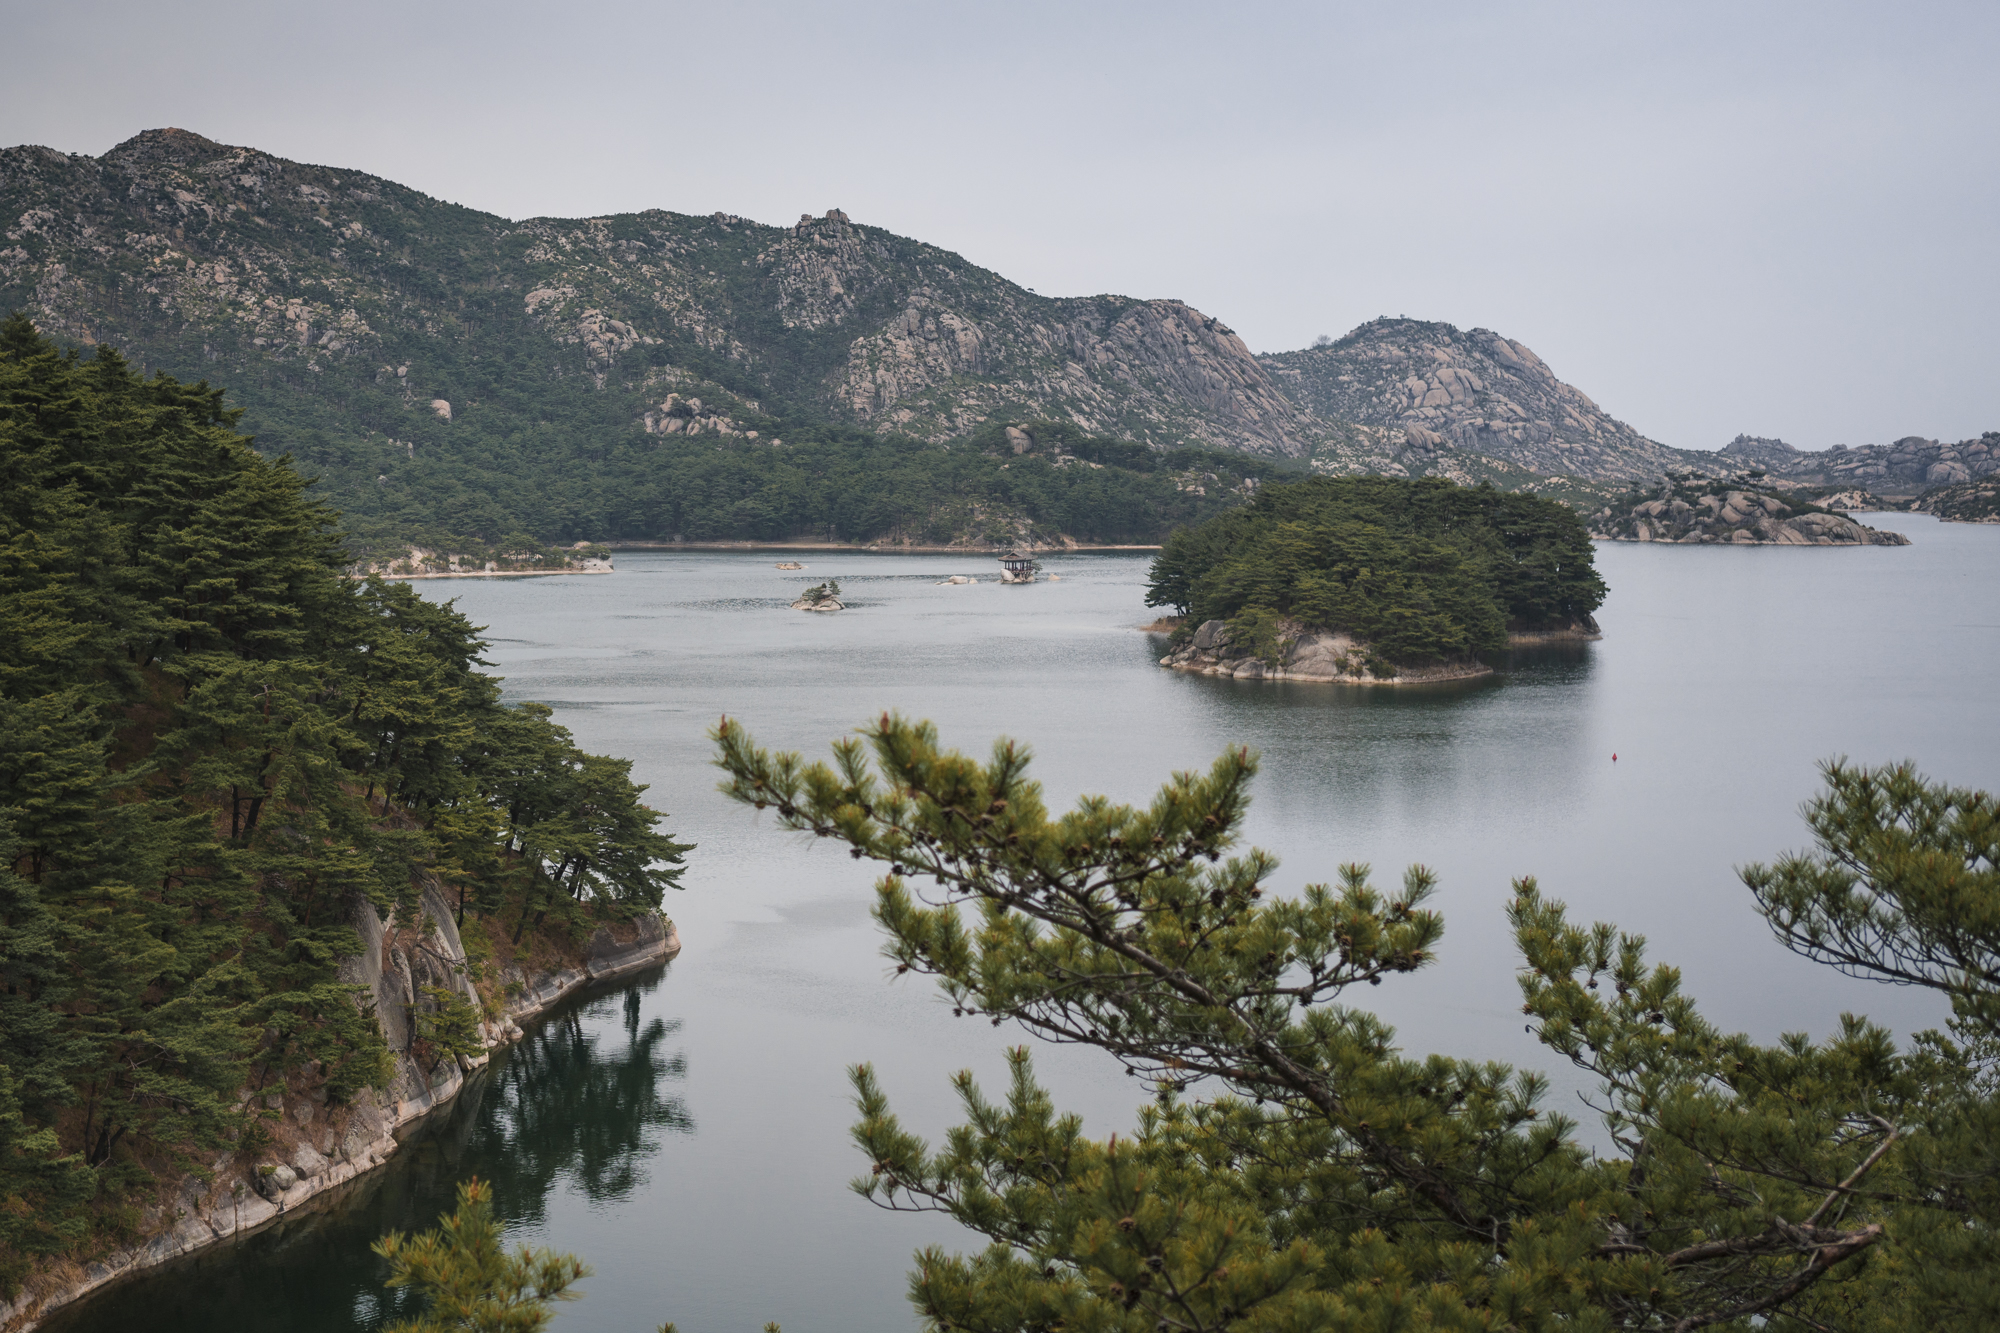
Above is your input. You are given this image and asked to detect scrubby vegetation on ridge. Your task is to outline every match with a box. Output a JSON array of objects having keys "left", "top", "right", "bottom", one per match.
[
  {"left": 0, "top": 316, "right": 687, "bottom": 1292},
  {"left": 1916, "top": 476, "right": 2000, "bottom": 523},
  {"left": 1145, "top": 475, "right": 1604, "bottom": 666}
]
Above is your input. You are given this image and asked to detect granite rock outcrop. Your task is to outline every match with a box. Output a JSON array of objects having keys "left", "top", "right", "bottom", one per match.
[
  {"left": 1714, "top": 432, "right": 1999, "bottom": 494},
  {"left": 790, "top": 581, "right": 845, "bottom": 611},
  {"left": 1159, "top": 618, "right": 1495, "bottom": 685},
  {"left": 1591, "top": 482, "right": 1909, "bottom": 546},
  {"left": 1261, "top": 319, "right": 1688, "bottom": 480}
]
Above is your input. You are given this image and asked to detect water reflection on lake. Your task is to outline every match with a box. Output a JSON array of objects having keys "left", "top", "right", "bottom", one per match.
[
  {"left": 52, "top": 516, "right": 2000, "bottom": 1333},
  {"left": 44, "top": 976, "right": 690, "bottom": 1333}
]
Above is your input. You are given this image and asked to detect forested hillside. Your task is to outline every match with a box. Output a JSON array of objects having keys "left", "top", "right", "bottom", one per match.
[
  {"left": 0, "top": 316, "right": 686, "bottom": 1291},
  {"left": 1147, "top": 475, "right": 1604, "bottom": 666},
  {"left": 2, "top": 128, "right": 1708, "bottom": 555},
  {"left": 343, "top": 415, "right": 1293, "bottom": 555}
]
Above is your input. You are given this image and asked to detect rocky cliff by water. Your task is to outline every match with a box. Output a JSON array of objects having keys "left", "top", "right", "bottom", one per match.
[
  {"left": 0, "top": 891, "right": 678, "bottom": 1333},
  {"left": 1590, "top": 477, "right": 1910, "bottom": 546}
]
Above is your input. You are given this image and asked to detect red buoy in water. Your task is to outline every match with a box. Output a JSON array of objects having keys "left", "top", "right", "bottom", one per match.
[{"left": 1612, "top": 753, "right": 1618, "bottom": 762}]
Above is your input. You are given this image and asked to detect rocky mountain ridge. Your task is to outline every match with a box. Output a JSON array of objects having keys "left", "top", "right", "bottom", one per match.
[
  {"left": 1714, "top": 431, "right": 1999, "bottom": 493},
  {"left": 1263, "top": 319, "right": 1688, "bottom": 480},
  {"left": 0, "top": 130, "right": 1330, "bottom": 463},
  {"left": 5, "top": 128, "right": 1699, "bottom": 497},
  {"left": 12, "top": 128, "right": 1980, "bottom": 520}
]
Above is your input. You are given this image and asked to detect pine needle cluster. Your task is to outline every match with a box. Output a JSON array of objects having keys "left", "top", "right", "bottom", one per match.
[{"left": 710, "top": 717, "right": 1999, "bottom": 1331}]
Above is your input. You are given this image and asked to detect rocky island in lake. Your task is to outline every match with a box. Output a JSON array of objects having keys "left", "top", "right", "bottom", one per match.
[
  {"left": 1147, "top": 476, "right": 1604, "bottom": 683},
  {"left": 792, "top": 580, "right": 845, "bottom": 611},
  {"left": 1590, "top": 474, "right": 1909, "bottom": 545}
]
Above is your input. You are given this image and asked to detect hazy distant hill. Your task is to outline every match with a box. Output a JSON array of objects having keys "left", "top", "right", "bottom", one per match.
[{"left": 3, "top": 127, "right": 1713, "bottom": 539}]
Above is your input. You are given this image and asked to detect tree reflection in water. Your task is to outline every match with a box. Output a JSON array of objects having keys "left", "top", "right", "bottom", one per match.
[
  {"left": 481, "top": 986, "right": 693, "bottom": 1223},
  {"left": 43, "top": 971, "right": 691, "bottom": 1333}
]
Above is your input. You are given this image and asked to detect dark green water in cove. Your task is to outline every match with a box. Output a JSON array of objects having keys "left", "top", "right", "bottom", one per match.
[{"left": 49, "top": 516, "right": 2000, "bottom": 1333}]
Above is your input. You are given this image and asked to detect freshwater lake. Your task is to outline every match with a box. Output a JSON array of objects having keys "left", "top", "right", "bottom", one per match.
[{"left": 51, "top": 515, "right": 2000, "bottom": 1333}]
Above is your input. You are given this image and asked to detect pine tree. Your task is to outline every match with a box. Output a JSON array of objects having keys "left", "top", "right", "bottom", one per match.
[
  {"left": 373, "top": 1178, "right": 589, "bottom": 1333},
  {"left": 713, "top": 715, "right": 1997, "bottom": 1331},
  {"left": 1, "top": 315, "right": 690, "bottom": 1291}
]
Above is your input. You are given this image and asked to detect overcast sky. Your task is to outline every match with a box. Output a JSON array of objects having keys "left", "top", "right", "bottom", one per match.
[{"left": 9, "top": 1, "right": 1996, "bottom": 450}]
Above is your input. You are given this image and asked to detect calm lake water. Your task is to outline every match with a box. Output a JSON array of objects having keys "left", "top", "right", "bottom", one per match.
[{"left": 52, "top": 516, "right": 2000, "bottom": 1333}]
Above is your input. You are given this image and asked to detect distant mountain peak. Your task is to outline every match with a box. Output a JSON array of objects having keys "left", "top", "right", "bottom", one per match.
[
  {"left": 1262, "top": 317, "right": 1677, "bottom": 479},
  {"left": 104, "top": 127, "right": 232, "bottom": 166}
]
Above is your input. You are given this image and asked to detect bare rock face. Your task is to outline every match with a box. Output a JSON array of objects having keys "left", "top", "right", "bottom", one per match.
[
  {"left": 584, "top": 915, "right": 672, "bottom": 980},
  {"left": 1591, "top": 481, "right": 1910, "bottom": 545},
  {"left": 1715, "top": 434, "right": 1801, "bottom": 470},
  {"left": 1260, "top": 319, "right": 1684, "bottom": 480},
  {"left": 289, "top": 1144, "right": 330, "bottom": 1180},
  {"left": 251, "top": 1163, "right": 298, "bottom": 1201}
]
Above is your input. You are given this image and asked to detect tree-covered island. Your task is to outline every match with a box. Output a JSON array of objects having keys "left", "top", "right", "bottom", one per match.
[{"left": 1145, "top": 475, "right": 1606, "bottom": 682}]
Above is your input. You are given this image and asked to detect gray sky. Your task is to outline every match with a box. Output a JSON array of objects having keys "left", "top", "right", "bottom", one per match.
[{"left": 9, "top": 1, "right": 1996, "bottom": 450}]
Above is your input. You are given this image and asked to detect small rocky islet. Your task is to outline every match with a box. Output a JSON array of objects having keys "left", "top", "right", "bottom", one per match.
[{"left": 790, "top": 580, "right": 845, "bottom": 611}]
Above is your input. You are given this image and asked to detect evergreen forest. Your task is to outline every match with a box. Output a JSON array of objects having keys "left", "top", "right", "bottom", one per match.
[
  {"left": 322, "top": 412, "right": 1294, "bottom": 558},
  {"left": 0, "top": 315, "right": 687, "bottom": 1292},
  {"left": 1146, "top": 475, "right": 1607, "bottom": 665}
]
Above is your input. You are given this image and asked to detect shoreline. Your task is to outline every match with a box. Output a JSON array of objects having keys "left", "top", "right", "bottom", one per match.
[
  {"left": 603, "top": 540, "right": 1162, "bottom": 554},
  {"left": 3, "top": 921, "right": 681, "bottom": 1333},
  {"left": 357, "top": 566, "right": 616, "bottom": 580},
  {"left": 1152, "top": 620, "right": 1600, "bottom": 686},
  {"left": 347, "top": 544, "right": 1165, "bottom": 581},
  {"left": 1164, "top": 654, "right": 1496, "bottom": 686}
]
